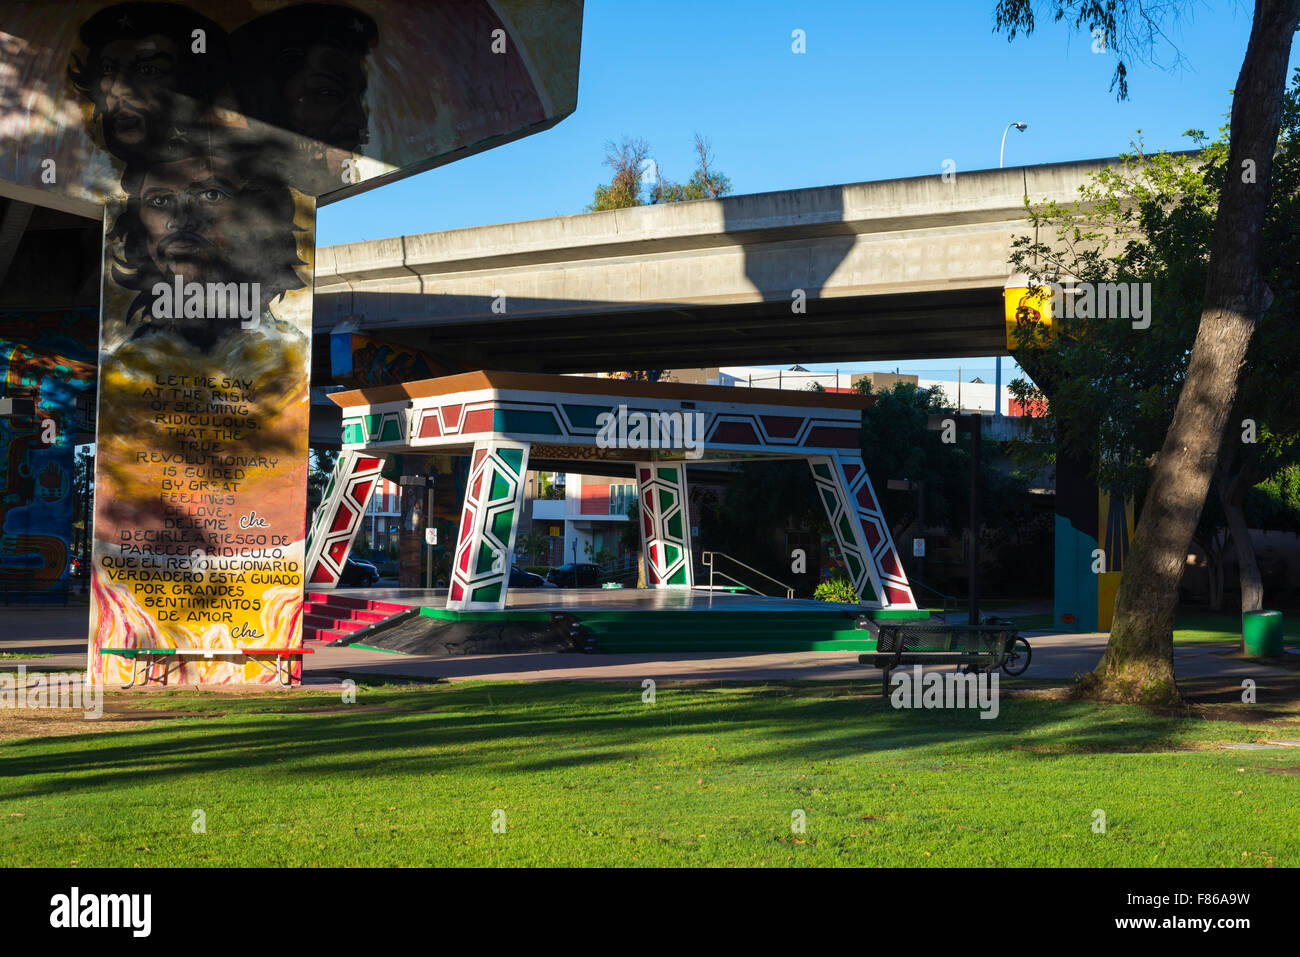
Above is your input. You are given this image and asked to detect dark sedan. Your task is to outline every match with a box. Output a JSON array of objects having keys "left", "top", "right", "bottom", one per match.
[
  {"left": 545, "top": 563, "right": 600, "bottom": 588},
  {"left": 509, "top": 565, "right": 547, "bottom": 588},
  {"left": 339, "top": 556, "right": 380, "bottom": 587}
]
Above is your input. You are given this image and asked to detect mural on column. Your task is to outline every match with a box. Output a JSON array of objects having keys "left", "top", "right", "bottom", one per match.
[
  {"left": 0, "top": 310, "right": 98, "bottom": 598},
  {"left": 447, "top": 440, "right": 528, "bottom": 610},
  {"left": 636, "top": 464, "right": 692, "bottom": 587},
  {"left": 332, "top": 331, "right": 469, "bottom": 388},
  {"left": 0, "top": 1, "right": 582, "bottom": 682},
  {"left": 80, "top": 4, "right": 323, "bottom": 684}
]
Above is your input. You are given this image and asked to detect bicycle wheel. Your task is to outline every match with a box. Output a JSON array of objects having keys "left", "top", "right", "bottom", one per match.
[{"left": 1001, "top": 637, "right": 1032, "bottom": 676}]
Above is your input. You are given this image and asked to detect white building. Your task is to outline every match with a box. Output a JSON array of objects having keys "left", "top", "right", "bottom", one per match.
[{"left": 525, "top": 471, "right": 637, "bottom": 567}]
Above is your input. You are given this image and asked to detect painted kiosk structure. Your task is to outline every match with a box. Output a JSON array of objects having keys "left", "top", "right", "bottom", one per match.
[{"left": 308, "top": 372, "right": 921, "bottom": 633}]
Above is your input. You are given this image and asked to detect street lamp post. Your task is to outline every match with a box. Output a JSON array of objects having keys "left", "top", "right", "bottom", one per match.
[
  {"left": 999, "top": 121, "right": 1028, "bottom": 168},
  {"left": 927, "top": 413, "right": 983, "bottom": 626}
]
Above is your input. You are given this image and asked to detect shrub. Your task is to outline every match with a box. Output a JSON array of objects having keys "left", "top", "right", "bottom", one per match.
[{"left": 813, "top": 575, "right": 859, "bottom": 603}]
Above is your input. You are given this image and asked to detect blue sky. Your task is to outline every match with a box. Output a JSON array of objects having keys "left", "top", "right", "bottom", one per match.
[{"left": 318, "top": 0, "right": 1294, "bottom": 381}]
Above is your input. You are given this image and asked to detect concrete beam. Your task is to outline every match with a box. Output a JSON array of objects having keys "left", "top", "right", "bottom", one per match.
[{"left": 314, "top": 156, "right": 1125, "bottom": 366}]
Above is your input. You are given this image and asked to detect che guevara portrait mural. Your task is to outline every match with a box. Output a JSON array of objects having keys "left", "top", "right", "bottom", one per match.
[{"left": 0, "top": 0, "right": 582, "bottom": 683}]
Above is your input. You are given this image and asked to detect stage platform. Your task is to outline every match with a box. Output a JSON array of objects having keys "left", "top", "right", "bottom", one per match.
[
  {"left": 325, "top": 586, "right": 900, "bottom": 614},
  {"left": 306, "top": 586, "right": 933, "bottom": 655}
]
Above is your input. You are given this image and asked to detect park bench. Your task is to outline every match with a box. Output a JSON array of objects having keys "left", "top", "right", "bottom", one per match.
[
  {"left": 98, "top": 647, "right": 313, "bottom": 689},
  {"left": 860, "top": 622, "right": 1017, "bottom": 696}
]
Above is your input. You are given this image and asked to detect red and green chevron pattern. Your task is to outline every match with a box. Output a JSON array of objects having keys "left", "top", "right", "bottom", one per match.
[
  {"left": 304, "top": 451, "right": 386, "bottom": 586},
  {"left": 808, "top": 454, "right": 917, "bottom": 609},
  {"left": 447, "top": 440, "right": 530, "bottom": 610},
  {"left": 636, "top": 463, "right": 692, "bottom": 587}
]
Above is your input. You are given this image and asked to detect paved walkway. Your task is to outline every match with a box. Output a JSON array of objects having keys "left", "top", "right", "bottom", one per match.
[{"left": 3, "top": 605, "right": 1293, "bottom": 686}]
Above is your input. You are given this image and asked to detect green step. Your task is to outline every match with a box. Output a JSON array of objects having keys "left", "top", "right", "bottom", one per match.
[
  {"left": 861, "top": 608, "right": 934, "bottom": 621},
  {"left": 591, "top": 638, "right": 877, "bottom": 652},
  {"left": 578, "top": 627, "right": 869, "bottom": 641},
  {"left": 568, "top": 611, "right": 857, "bottom": 622}
]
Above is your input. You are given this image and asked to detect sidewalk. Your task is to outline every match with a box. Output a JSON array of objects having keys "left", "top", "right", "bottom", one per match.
[{"left": 4, "top": 606, "right": 1292, "bottom": 686}]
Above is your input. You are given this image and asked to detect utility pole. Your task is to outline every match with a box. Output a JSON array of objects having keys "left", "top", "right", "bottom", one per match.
[
  {"left": 927, "top": 413, "right": 982, "bottom": 626},
  {"left": 968, "top": 417, "right": 981, "bottom": 626},
  {"left": 425, "top": 476, "right": 436, "bottom": 589}
]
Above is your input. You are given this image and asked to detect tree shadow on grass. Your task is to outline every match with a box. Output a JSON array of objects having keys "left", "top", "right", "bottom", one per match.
[{"left": 0, "top": 681, "right": 1250, "bottom": 801}]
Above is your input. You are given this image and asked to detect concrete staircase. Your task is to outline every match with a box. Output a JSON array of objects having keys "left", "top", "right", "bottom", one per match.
[{"left": 302, "top": 592, "right": 414, "bottom": 645}]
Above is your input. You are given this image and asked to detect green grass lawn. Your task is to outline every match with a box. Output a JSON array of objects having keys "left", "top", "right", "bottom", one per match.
[
  {"left": 1173, "top": 610, "right": 1300, "bottom": 646},
  {"left": 982, "top": 605, "right": 1299, "bottom": 642},
  {"left": 2, "top": 680, "right": 1298, "bottom": 867}
]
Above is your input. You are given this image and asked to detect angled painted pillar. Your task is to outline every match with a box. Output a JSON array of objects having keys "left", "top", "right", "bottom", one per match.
[
  {"left": 305, "top": 452, "right": 387, "bottom": 587},
  {"left": 447, "top": 440, "right": 530, "bottom": 611},
  {"left": 636, "top": 463, "right": 693, "bottom": 587},
  {"left": 808, "top": 454, "right": 917, "bottom": 609}
]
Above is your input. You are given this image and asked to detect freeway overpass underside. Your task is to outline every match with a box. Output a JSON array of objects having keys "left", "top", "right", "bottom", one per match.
[
  {"left": 320, "top": 285, "right": 1007, "bottom": 374},
  {"left": 314, "top": 157, "right": 1120, "bottom": 377}
]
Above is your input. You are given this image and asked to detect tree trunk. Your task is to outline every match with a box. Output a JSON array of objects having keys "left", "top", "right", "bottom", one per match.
[
  {"left": 1080, "top": 0, "right": 1300, "bottom": 706},
  {"left": 1224, "top": 501, "right": 1262, "bottom": 612},
  {"left": 1208, "top": 532, "right": 1225, "bottom": 612},
  {"left": 1216, "top": 457, "right": 1265, "bottom": 614}
]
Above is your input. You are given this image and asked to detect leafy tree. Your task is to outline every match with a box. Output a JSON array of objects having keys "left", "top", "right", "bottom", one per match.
[
  {"left": 704, "top": 381, "right": 1035, "bottom": 598},
  {"left": 651, "top": 135, "right": 732, "bottom": 202},
  {"left": 1009, "top": 70, "right": 1300, "bottom": 615},
  {"left": 995, "top": 0, "right": 1300, "bottom": 705},
  {"left": 702, "top": 459, "right": 824, "bottom": 588},
  {"left": 588, "top": 134, "right": 733, "bottom": 211},
  {"left": 306, "top": 447, "right": 340, "bottom": 520},
  {"left": 515, "top": 527, "right": 551, "bottom": 566},
  {"left": 590, "top": 135, "right": 733, "bottom": 380},
  {"left": 587, "top": 137, "right": 651, "bottom": 211}
]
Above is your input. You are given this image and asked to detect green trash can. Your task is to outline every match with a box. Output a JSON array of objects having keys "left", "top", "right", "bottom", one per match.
[{"left": 1242, "top": 610, "right": 1284, "bottom": 657}]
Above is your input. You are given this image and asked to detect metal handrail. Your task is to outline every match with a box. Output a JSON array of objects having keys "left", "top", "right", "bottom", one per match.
[
  {"left": 910, "top": 579, "right": 959, "bottom": 618},
  {"left": 700, "top": 551, "right": 795, "bottom": 599},
  {"left": 597, "top": 556, "right": 638, "bottom": 580}
]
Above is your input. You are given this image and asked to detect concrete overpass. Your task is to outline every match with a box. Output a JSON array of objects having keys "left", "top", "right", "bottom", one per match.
[{"left": 313, "top": 156, "right": 1117, "bottom": 373}]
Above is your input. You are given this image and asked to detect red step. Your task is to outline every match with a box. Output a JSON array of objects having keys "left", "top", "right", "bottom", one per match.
[
  {"left": 303, "top": 610, "right": 388, "bottom": 630},
  {"left": 300, "top": 592, "right": 415, "bottom": 645},
  {"left": 303, "top": 614, "right": 366, "bottom": 633},
  {"left": 304, "top": 626, "right": 353, "bottom": 643},
  {"left": 304, "top": 592, "right": 412, "bottom": 616}
]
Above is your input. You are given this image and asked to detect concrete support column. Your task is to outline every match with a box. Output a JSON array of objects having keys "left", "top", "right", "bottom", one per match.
[
  {"left": 635, "top": 462, "right": 693, "bottom": 587},
  {"left": 447, "top": 440, "right": 530, "bottom": 611}
]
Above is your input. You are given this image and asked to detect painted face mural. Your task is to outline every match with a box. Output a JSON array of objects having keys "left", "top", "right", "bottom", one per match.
[
  {"left": 230, "top": 5, "right": 377, "bottom": 151},
  {"left": 108, "top": 145, "right": 307, "bottom": 350},
  {"left": 68, "top": 3, "right": 230, "bottom": 165},
  {"left": 0, "top": 0, "right": 577, "bottom": 684},
  {"left": 78, "top": 4, "right": 339, "bottom": 684}
]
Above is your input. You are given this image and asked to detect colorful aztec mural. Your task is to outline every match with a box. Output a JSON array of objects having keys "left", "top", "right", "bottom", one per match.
[
  {"left": 0, "top": 310, "right": 97, "bottom": 599},
  {"left": 0, "top": 1, "right": 581, "bottom": 682},
  {"left": 331, "top": 331, "right": 468, "bottom": 388}
]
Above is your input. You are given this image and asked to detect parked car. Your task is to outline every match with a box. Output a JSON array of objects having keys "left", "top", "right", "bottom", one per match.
[
  {"left": 545, "top": 562, "right": 601, "bottom": 588},
  {"left": 509, "top": 565, "right": 547, "bottom": 588},
  {"left": 339, "top": 556, "right": 380, "bottom": 587}
]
